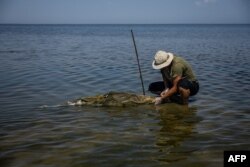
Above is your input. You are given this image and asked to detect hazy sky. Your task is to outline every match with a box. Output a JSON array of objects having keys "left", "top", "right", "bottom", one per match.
[{"left": 0, "top": 0, "right": 249, "bottom": 24}]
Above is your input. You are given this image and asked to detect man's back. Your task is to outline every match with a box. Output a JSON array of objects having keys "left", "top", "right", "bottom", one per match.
[{"left": 168, "top": 55, "right": 197, "bottom": 82}]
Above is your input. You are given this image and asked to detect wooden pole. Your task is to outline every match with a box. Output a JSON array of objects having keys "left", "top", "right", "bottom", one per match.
[{"left": 131, "top": 29, "right": 145, "bottom": 95}]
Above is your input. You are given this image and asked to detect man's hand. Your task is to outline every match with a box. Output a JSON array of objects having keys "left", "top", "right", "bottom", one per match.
[
  {"left": 155, "top": 97, "right": 162, "bottom": 105},
  {"left": 160, "top": 88, "right": 169, "bottom": 97}
]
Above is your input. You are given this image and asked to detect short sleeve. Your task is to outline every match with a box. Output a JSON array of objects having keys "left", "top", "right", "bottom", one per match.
[{"left": 172, "top": 63, "right": 184, "bottom": 79}]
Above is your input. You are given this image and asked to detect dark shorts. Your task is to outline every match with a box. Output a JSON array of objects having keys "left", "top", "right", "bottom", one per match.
[{"left": 148, "top": 78, "right": 199, "bottom": 96}]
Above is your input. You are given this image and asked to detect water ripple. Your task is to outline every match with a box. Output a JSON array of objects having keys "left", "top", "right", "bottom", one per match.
[{"left": 0, "top": 24, "right": 250, "bottom": 167}]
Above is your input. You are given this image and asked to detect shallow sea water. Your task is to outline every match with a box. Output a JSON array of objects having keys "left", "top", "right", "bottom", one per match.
[{"left": 0, "top": 24, "right": 250, "bottom": 167}]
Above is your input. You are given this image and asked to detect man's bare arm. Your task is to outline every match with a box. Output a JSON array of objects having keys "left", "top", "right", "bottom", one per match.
[{"left": 161, "top": 76, "right": 181, "bottom": 100}]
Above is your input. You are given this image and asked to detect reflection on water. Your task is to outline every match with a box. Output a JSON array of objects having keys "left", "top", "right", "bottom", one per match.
[
  {"left": 155, "top": 104, "right": 198, "bottom": 163},
  {"left": 157, "top": 104, "right": 195, "bottom": 147}
]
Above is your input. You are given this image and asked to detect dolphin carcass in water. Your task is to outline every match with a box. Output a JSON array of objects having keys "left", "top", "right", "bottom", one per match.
[{"left": 68, "top": 91, "right": 156, "bottom": 107}]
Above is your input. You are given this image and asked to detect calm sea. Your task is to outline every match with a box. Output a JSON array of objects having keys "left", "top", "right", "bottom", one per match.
[{"left": 0, "top": 24, "right": 250, "bottom": 167}]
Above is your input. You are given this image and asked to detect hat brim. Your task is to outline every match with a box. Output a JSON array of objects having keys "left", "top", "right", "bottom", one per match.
[{"left": 152, "top": 53, "right": 173, "bottom": 70}]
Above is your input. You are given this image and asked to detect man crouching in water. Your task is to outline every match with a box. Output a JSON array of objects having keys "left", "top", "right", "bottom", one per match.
[{"left": 149, "top": 50, "right": 199, "bottom": 105}]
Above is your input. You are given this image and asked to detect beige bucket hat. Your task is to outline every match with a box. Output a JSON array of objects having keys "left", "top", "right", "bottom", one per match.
[{"left": 152, "top": 50, "right": 174, "bottom": 70}]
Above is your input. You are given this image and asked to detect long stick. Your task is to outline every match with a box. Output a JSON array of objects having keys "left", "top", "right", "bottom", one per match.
[{"left": 131, "top": 29, "right": 145, "bottom": 95}]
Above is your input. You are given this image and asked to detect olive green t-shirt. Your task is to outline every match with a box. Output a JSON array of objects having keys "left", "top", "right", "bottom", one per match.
[{"left": 161, "top": 55, "right": 196, "bottom": 82}]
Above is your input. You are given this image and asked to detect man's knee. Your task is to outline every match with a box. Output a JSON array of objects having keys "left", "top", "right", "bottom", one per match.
[
  {"left": 178, "top": 87, "right": 190, "bottom": 98},
  {"left": 178, "top": 87, "right": 190, "bottom": 105}
]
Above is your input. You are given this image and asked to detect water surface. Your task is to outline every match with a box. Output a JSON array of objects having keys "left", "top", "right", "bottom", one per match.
[{"left": 0, "top": 24, "right": 250, "bottom": 167}]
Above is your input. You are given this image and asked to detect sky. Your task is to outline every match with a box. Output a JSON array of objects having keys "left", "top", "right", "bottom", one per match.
[{"left": 0, "top": 0, "right": 249, "bottom": 24}]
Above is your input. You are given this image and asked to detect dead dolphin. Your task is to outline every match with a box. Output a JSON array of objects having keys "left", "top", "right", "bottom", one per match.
[{"left": 68, "top": 91, "right": 155, "bottom": 107}]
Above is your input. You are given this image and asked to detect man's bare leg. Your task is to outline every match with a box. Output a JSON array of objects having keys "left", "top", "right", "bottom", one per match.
[{"left": 179, "top": 87, "right": 190, "bottom": 105}]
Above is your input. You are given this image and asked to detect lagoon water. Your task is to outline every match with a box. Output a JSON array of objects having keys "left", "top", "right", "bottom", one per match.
[{"left": 0, "top": 24, "right": 250, "bottom": 167}]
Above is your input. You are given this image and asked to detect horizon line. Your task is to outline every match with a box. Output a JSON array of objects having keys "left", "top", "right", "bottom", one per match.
[{"left": 0, "top": 23, "right": 249, "bottom": 25}]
